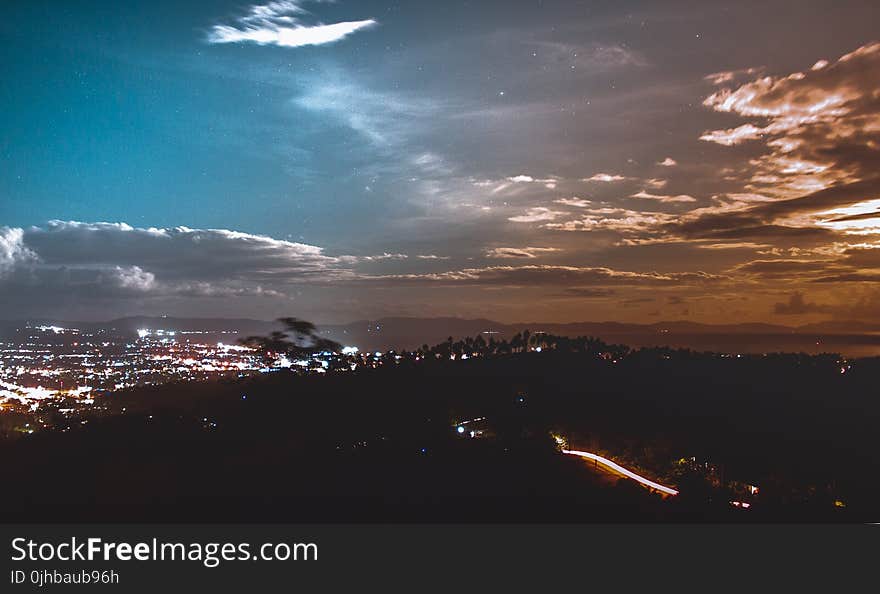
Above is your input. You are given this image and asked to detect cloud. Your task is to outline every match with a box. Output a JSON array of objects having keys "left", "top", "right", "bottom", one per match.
[
  {"left": 657, "top": 157, "right": 677, "bottom": 167},
  {"left": 644, "top": 172, "right": 877, "bottom": 248},
  {"left": 26, "top": 221, "right": 340, "bottom": 279},
  {"left": 727, "top": 245, "right": 880, "bottom": 284},
  {"left": 660, "top": 43, "right": 880, "bottom": 253},
  {"left": 773, "top": 292, "right": 833, "bottom": 315},
  {"left": 294, "top": 75, "right": 438, "bottom": 147},
  {"left": 508, "top": 207, "right": 566, "bottom": 223},
  {"left": 814, "top": 197, "right": 880, "bottom": 236},
  {"left": 416, "top": 254, "right": 451, "bottom": 260},
  {"left": 554, "top": 197, "right": 592, "bottom": 208},
  {"left": 699, "top": 123, "right": 771, "bottom": 146},
  {"left": 558, "top": 287, "right": 617, "bottom": 298},
  {"left": 360, "top": 253, "right": 409, "bottom": 262},
  {"left": 529, "top": 41, "right": 646, "bottom": 71},
  {"left": 476, "top": 174, "right": 562, "bottom": 198},
  {"left": 0, "top": 221, "right": 348, "bottom": 309},
  {"left": 697, "top": 242, "right": 770, "bottom": 250},
  {"left": 208, "top": 1, "right": 377, "bottom": 48},
  {"left": 485, "top": 246, "right": 561, "bottom": 259},
  {"left": 704, "top": 67, "right": 763, "bottom": 86},
  {"left": 620, "top": 297, "right": 656, "bottom": 308},
  {"left": 114, "top": 266, "right": 158, "bottom": 292},
  {"left": 545, "top": 208, "right": 677, "bottom": 233},
  {"left": 701, "top": 42, "right": 880, "bottom": 207},
  {"left": 584, "top": 173, "right": 627, "bottom": 182},
  {"left": 359, "top": 265, "right": 722, "bottom": 288},
  {"left": 506, "top": 174, "right": 558, "bottom": 189},
  {"left": 734, "top": 259, "right": 835, "bottom": 279},
  {"left": 630, "top": 190, "right": 696, "bottom": 203},
  {"left": 0, "top": 227, "right": 37, "bottom": 277},
  {"left": 664, "top": 209, "right": 836, "bottom": 245}
]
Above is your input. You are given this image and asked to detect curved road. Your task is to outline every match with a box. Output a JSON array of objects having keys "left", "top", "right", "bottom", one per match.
[{"left": 562, "top": 449, "right": 679, "bottom": 496}]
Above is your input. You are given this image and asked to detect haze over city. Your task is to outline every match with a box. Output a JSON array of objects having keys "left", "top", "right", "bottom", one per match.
[{"left": 2, "top": 0, "right": 880, "bottom": 325}]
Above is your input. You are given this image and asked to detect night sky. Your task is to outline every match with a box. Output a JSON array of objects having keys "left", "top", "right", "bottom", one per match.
[{"left": 2, "top": 0, "right": 879, "bottom": 323}]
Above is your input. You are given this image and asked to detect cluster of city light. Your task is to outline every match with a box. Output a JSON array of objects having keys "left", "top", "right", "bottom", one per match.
[
  {"left": 35, "top": 325, "right": 78, "bottom": 335},
  {"left": 1, "top": 325, "right": 379, "bottom": 428},
  {"left": 0, "top": 330, "right": 268, "bottom": 415}
]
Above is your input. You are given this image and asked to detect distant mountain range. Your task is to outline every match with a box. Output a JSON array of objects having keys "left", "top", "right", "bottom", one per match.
[
  {"left": 2, "top": 315, "right": 879, "bottom": 356},
  {"left": 319, "top": 317, "right": 880, "bottom": 354}
]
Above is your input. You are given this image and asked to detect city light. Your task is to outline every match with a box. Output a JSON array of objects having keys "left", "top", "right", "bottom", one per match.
[{"left": 0, "top": 323, "right": 430, "bottom": 433}]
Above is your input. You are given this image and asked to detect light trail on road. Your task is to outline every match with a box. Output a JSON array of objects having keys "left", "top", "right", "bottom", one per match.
[{"left": 562, "top": 449, "right": 679, "bottom": 496}]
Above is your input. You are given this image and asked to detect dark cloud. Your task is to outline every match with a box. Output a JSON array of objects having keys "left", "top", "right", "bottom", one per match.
[
  {"left": 620, "top": 297, "right": 656, "bottom": 308},
  {"left": 840, "top": 246, "right": 880, "bottom": 268},
  {"left": 558, "top": 287, "right": 618, "bottom": 298},
  {"left": 773, "top": 292, "right": 833, "bottom": 315},
  {"left": 773, "top": 290, "right": 880, "bottom": 321},
  {"left": 828, "top": 210, "right": 880, "bottom": 223},
  {"left": 22, "top": 221, "right": 344, "bottom": 283},
  {"left": 735, "top": 259, "right": 835, "bottom": 276},
  {"left": 0, "top": 222, "right": 349, "bottom": 313},
  {"left": 812, "top": 273, "right": 880, "bottom": 283}
]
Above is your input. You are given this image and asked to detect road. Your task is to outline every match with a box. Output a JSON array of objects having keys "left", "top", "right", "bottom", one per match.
[{"left": 562, "top": 449, "right": 679, "bottom": 496}]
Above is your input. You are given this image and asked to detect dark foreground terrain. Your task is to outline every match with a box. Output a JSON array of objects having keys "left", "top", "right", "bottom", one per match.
[{"left": 2, "top": 347, "right": 878, "bottom": 522}]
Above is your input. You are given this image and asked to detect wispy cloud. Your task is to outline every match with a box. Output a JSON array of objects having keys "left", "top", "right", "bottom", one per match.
[
  {"left": 528, "top": 41, "right": 647, "bottom": 71},
  {"left": 704, "top": 66, "right": 763, "bottom": 86},
  {"left": 630, "top": 190, "right": 696, "bottom": 203},
  {"left": 416, "top": 254, "right": 451, "bottom": 260},
  {"left": 554, "top": 197, "right": 592, "bottom": 208},
  {"left": 485, "top": 246, "right": 561, "bottom": 259},
  {"left": 293, "top": 75, "right": 438, "bottom": 147},
  {"left": 584, "top": 173, "right": 628, "bottom": 182},
  {"left": 506, "top": 174, "right": 558, "bottom": 189},
  {"left": 358, "top": 265, "right": 721, "bottom": 288},
  {"left": 508, "top": 207, "right": 566, "bottom": 223},
  {"left": 545, "top": 208, "right": 675, "bottom": 233},
  {"left": 208, "top": 1, "right": 377, "bottom": 48}
]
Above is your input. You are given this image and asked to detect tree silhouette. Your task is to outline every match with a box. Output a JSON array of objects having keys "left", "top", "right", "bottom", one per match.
[{"left": 239, "top": 317, "right": 341, "bottom": 364}]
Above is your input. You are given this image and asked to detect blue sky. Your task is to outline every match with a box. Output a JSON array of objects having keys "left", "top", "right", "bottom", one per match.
[{"left": 2, "top": 1, "right": 880, "bottom": 322}]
